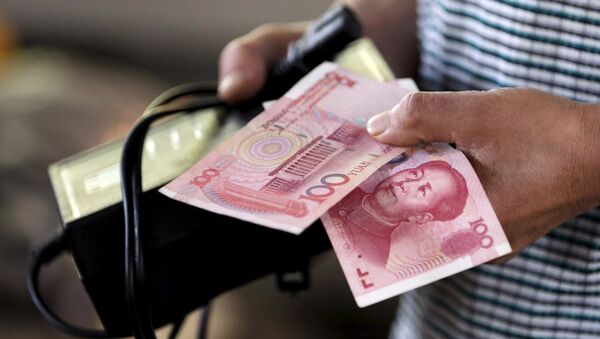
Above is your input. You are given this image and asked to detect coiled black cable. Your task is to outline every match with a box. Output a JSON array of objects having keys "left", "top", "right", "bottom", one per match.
[
  {"left": 29, "top": 5, "right": 362, "bottom": 337},
  {"left": 28, "top": 231, "right": 110, "bottom": 338},
  {"left": 121, "top": 88, "right": 226, "bottom": 338},
  {"left": 28, "top": 83, "right": 224, "bottom": 339}
]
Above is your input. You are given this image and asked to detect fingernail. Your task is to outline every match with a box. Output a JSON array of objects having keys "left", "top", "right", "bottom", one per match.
[
  {"left": 218, "top": 71, "right": 245, "bottom": 96},
  {"left": 367, "top": 111, "right": 389, "bottom": 136}
]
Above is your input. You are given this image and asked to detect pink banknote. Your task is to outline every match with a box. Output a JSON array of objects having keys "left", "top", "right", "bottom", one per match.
[
  {"left": 160, "top": 62, "right": 416, "bottom": 234},
  {"left": 321, "top": 144, "right": 511, "bottom": 307}
]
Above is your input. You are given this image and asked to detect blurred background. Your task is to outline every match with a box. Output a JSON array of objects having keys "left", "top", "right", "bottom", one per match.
[{"left": 0, "top": 1, "right": 398, "bottom": 338}]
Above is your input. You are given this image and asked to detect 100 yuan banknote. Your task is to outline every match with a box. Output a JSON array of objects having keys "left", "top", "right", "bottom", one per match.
[
  {"left": 161, "top": 62, "right": 416, "bottom": 234},
  {"left": 321, "top": 144, "right": 511, "bottom": 307}
]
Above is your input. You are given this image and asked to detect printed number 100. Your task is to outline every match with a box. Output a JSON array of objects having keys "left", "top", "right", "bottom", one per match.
[{"left": 299, "top": 173, "right": 350, "bottom": 203}]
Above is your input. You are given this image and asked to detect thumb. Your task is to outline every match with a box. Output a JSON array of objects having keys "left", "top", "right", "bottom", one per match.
[{"left": 366, "top": 91, "right": 483, "bottom": 146}]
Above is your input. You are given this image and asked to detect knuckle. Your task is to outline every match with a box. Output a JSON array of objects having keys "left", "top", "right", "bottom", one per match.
[
  {"left": 454, "top": 90, "right": 495, "bottom": 120},
  {"left": 394, "top": 92, "right": 425, "bottom": 130},
  {"left": 220, "top": 36, "right": 262, "bottom": 67},
  {"left": 486, "top": 88, "right": 518, "bottom": 107},
  {"left": 221, "top": 38, "right": 247, "bottom": 57},
  {"left": 487, "top": 87, "right": 512, "bottom": 96}
]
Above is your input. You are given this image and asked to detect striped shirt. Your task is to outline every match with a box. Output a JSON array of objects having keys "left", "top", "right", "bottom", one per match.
[{"left": 390, "top": 1, "right": 600, "bottom": 338}]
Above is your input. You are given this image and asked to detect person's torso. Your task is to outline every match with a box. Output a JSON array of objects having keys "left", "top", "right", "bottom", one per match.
[
  {"left": 390, "top": 1, "right": 600, "bottom": 338},
  {"left": 418, "top": 0, "right": 600, "bottom": 102}
]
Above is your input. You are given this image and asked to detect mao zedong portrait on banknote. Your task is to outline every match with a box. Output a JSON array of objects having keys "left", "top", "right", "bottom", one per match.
[
  {"left": 328, "top": 157, "right": 469, "bottom": 267},
  {"left": 322, "top": 144, "right": 511, "bottom": 307}
]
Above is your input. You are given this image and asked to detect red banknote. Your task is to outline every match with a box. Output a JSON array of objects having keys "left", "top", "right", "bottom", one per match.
[
  {"left": 161, "top": 63, "right": 416, "bottom": 234},
  {"left": 321, "top": 144, "right": 511, "bottom": 307}
]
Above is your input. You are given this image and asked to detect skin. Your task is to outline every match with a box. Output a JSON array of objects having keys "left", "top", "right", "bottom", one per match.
[
  {"left": 218, "top": 22, "right": 307, "bottom": 103},
  {"left": 365, "top": 165, "right": 456, "bottom": 224},
  {"left": 218, "top": 0, "right": 418, "bottom": 103},
  {"left": 218, "top": 0, "right": 600, "bottom": 262},
  {"left": 368, "top": 89, "right": 600, "bottom": 261}
]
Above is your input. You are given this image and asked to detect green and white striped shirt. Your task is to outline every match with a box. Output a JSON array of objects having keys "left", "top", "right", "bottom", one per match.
[{"left": 391, "top": 1, "right": 600, "bottom": 338}]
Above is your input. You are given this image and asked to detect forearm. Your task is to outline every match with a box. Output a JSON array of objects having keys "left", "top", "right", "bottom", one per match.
[{"left": 343, "top": 0, "right": 419, "bottom": 77}]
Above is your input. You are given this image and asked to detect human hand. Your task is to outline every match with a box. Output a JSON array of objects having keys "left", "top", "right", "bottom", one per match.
[
  {"left": 367, "top": 88, "right": 600, "bottom": 261},
  {"left": 217, "top": 0, "right": 420, "bottom": 104},
  {"left": 218, "top": 22, "right": 306, "bottom": 104}
]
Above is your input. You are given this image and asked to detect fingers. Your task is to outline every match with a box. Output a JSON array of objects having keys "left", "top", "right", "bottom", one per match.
[
  {"left": 367, "top": 90, "right": 491, "bottom": 146},
  {"left": 218, "top": 40, "right": 266, "bottom": 103},
  {"left": 218, "top": 23, "right": 306, "bottom": 104}
]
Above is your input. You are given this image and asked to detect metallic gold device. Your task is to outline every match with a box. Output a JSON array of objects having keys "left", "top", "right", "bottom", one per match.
[{"left": 41, "top": 38, "right": 394, "bottom": 337}]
